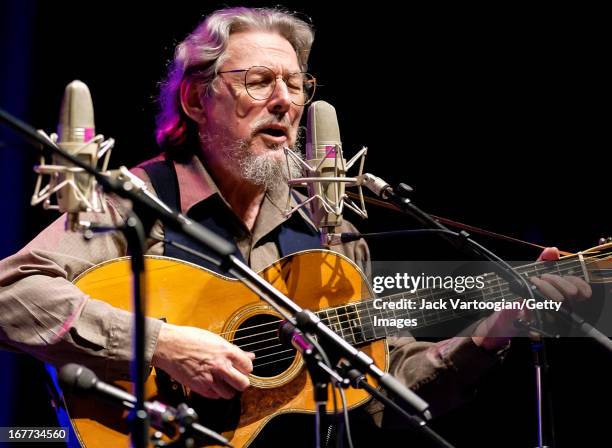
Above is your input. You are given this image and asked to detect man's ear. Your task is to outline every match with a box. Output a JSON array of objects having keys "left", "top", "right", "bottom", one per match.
[{"left": 180, "top": 78, "right": 207, "bottom": 124}]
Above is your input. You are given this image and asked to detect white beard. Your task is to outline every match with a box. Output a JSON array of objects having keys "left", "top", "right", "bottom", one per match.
[
  {"left": 226, "top": 139, "right": 304, "bottom": 193},
  {"left": 201, "top": 124, "right": 305, "bottom": 193}
]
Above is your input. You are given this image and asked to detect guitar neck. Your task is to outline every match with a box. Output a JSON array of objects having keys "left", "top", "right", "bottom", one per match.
[{"left": 316, "top": 254, "right": 589, "bottom": 345}]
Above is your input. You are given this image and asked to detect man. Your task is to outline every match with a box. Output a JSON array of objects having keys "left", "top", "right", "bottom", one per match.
[{"left": 0, "top": 6, "right": 590, "bottom": 444}]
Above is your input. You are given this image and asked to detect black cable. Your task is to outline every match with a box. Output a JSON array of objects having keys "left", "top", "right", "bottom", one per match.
[
  {"left": 151, "top": 236, "right": 221, "bottom": 267},
  {"left": 308, "top": 336, "right": 338, "bottom": 420},
  {"left": 308, "top": 333, "right": 354, "bottom": 448},
  {"left": 340, "top": 228, "right": 458, "bottom": 243},
  {"left": 338, "top": 388, "right": 354, "bottom": 448}
]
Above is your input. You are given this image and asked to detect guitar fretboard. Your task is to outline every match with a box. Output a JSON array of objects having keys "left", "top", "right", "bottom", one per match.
[{"left": 315, "top": 256, "right": 587, "bottom": 345}]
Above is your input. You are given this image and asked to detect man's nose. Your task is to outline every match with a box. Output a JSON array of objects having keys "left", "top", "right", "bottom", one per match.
[{"left": 266, "top": 78, "right": 292, "bottom": 115}]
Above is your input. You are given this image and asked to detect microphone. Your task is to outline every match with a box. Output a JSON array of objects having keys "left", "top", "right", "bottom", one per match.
[
  {"left": 279, "top": 320, "right": 314, "bottom": 354},
  {"left": 284, "top": 101, "right": 367, "bottom": 244},
  {"left": 31, "top": 80, "right": 114, "bottom": 231},
  {"left": 278, "top": 321, "right": 350, "bottom": 388},
  {"left": 55, "top": 81, "right": 100, "bottom": 231},
  {"left": 283, "top": 101, "right": 367, "bottom": 245},
  {"left": 58, "top": 363, "right": 232, "bottom": 447},
  {"left": 305, "top": 100, "right": 346, "bottom": 242}
]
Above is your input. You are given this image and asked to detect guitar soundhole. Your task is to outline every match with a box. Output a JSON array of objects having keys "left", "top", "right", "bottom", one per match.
[{"left": 232, "top": 314, "right": 297, "bottom": 378}]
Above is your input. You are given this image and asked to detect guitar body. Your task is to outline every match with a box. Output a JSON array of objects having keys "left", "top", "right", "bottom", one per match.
[{"left": 59, "top": 249, "right": 388, "bottom": 447}]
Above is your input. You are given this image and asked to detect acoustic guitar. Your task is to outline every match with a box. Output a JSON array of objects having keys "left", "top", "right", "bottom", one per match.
[{"left": 53, "top": 245, "right": 612, "bottom": 447}]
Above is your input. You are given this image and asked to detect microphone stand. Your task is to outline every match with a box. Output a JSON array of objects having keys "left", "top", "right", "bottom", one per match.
[
  {"left": 0, "top": 108, "right": 154, "bottom": 447},
  {"left": 58, "top": 363, "right": 232, "bottom": 447},
  {"left": 84, "top": 213, "right": 149, "bottom": 448},
  {"left": 122, "top": 214, "right": 148, "bottom": 448},
  {"left": 339, "top": 228, "right": 557, "bottom": 446},
  {"left": 0, "top": 108, "right": 456, "bottom": 448},
  {"left": 367, "top": 181, "right": 612, "bottom": 448},
  {"left": 371, "top": 182, "right": 612, "bottom": 351},
  {"left": 341, "top": 365, "right": 454, "bottom": 448},
  {"left": 159, "top": 241, "right": 458, "bottom": 448},
  {"left": 298, "top": 333, "right": 341, "bottom": 448}
]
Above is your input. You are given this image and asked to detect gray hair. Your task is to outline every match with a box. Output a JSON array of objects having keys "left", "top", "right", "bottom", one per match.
[{"left": 155, "top": 7, "right": 314, "bottom": 156}]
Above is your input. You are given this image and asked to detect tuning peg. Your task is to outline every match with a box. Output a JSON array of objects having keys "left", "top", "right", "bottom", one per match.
[{"left": 598, "top": 237, "right": 612, "bottom": 245}]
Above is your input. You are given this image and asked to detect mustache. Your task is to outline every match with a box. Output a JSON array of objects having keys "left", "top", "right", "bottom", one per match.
[{"left": 250, "top": 116, "right": 293, "bottom": 137}]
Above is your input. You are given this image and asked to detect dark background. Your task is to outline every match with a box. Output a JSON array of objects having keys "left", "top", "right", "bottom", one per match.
[{"left": 0, "top": 1, "right": 610, "bottom": 447}]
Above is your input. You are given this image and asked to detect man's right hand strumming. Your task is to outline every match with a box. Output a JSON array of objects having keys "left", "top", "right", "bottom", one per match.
[{"left": 151, "top": 323, "right": 255, "bottom": 399}]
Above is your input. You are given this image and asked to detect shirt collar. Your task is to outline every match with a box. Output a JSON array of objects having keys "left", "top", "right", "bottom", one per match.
[{"left": 169, "top": 153, "right": 319, "bottom": 237}]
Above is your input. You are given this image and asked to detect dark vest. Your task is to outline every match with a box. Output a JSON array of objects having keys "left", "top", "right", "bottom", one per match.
[{"left": 141, "top": 160, "right": 322, "bottom": 274}]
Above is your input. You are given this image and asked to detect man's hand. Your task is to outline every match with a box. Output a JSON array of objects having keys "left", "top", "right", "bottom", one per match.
[
  {"left": 151, "top": 323, "right": 255, "bottom": 399},
  {"left": 530, "top": 247, "right": 591, "bottom": 303},
  {"left": 472, "top": 247, "right": 592, "bottom": 351}
]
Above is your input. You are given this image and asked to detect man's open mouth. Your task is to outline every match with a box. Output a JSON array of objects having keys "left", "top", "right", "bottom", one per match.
[
  {"left": 261, "top": 128, "right": 285, "bottom": 137},
  {"left": 257, "top": 126, "right": 288, "bottom": 138}
]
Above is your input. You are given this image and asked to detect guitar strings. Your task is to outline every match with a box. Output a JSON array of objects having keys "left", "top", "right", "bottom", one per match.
[
  {"left": 252, "top": 348, "right": 294, "bottom": 361},
  {"left": 231, "top": 254, "right": 601, "bottom": 351},
  {"left": 249, "top": 282, "right": 583, "bottom": 368},
  {"left": 254, "top": 354, "right": 299, "bottom": 369},
  {"left": 223, "top": 253, "right": 600, "bottom": 343},
  {"left": 217, "top": 252, "right": 608, "bottom": 360},
  {"left": 244, "top": 257, "right": 607, "bottom": 367},
  {"left": 237, "top": 267, "right": 579, "bottom": 350},
  {"left": 238, "top": 335, "right": 281, "bottom": 348}
]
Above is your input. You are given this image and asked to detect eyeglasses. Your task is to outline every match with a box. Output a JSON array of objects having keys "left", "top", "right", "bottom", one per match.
[{"left": 217, "top": 66, "right": 316, "bottom": 106}]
